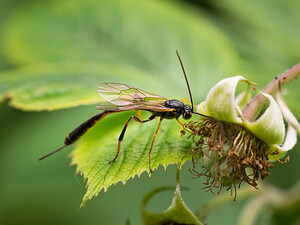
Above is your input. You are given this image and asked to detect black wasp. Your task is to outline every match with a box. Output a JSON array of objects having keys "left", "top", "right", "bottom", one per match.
[{"left": 40, "top": 51, "right": 211, "bottom": 172}]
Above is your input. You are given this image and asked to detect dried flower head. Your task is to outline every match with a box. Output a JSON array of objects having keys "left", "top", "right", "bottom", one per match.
[{"left": 184, "top": 76, "right": 298, "bottom": 198}]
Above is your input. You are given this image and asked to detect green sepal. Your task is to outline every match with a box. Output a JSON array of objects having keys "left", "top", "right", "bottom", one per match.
[
  {"left": 163, "top": 181, "right": 203, "bottom": 225},
  {"left": 245, "top": 91, "right": 285, "bottom": 145},
  {"left": 141, "top": 176, "right": 204, "bottom": 225}
]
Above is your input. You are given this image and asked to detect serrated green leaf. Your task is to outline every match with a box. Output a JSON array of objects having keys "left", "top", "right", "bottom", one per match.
[
  {"left": 0, "top": 63, "right": 157, "bottom": 111},
  {"left": 71, "top": 119, "right": 193, "bottom": 206}
]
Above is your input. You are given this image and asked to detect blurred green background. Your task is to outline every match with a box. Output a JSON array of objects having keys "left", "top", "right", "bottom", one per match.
[{"left": 0, "top": 0, "right": 299, "bottom": 224}]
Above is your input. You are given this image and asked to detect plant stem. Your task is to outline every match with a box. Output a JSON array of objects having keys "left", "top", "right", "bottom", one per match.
[
  {"left": 243, "top": 63, "right": 300, "bottom": 121},
  {"left": 176, "top": 163, "right": 180, "bottom": 186}
]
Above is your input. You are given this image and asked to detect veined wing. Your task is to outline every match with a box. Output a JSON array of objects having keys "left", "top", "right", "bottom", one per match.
[
  {"left": 98, "top": 83, "right": 168, "bottom": 104},
  {"left": 96, "top": 83, "right": 174, "bottom": 112}
]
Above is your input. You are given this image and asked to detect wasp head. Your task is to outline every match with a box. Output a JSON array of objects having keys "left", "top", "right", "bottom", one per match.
[{"left": 183, "top": 104, "right": 192, "bottom": 120}]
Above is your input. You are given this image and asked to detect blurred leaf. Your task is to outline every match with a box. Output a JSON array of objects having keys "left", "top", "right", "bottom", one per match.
[
  {"left": 1, "top": 0, "right": 239, "bottom": 98},
  {"left": 0, "top": 0, "right": 13, "bottom": 71},
  {"left": 214, "top": 0, "right": 300, "bottom": 69},
  {"left": 270, "top": 181, "right": 300, "bottom": 225},
  {"left": 209, "top": 0, "right": 300, "bottom": 117},
  {"left": 271, "top": 201, "right": 300, "bottom": 225},
  {"left": 71, "top": 119, "right": 193, "bottom": 207},
  {"left": 0, "top": 62, "right": 157, "bottom": 111}
]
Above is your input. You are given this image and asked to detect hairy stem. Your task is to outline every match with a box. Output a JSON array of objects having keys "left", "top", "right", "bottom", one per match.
[{"left": 243, "top": 63, "right": 300, "bottom": 121}]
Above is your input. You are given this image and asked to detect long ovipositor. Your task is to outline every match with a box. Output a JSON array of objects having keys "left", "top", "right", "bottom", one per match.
[{"left": 39, "top": 111, "right": 112, "bottom": 160}]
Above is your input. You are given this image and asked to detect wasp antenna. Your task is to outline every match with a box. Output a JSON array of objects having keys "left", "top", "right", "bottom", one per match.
[
  {"left": 193, "top": 111, "right": 212, "bottom": 119},
  {"left": 39, "top": 145, "right": 67, "bottom": 160},
  {"left": 176, "top": 50, "right": 194, "bottom": 111}
]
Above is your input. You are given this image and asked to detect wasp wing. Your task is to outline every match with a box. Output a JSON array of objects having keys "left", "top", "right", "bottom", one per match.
[
  {"left": 96, "top": 101, "right": 175, "bottom": 112},
  {"left": 98, "top": 83, "right": 168, "bottom": 104},
  {"left": 96, "top": 83, "right": 174, "bottom": 112}
]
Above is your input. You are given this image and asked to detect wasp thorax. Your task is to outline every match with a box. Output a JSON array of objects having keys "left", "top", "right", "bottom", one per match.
[{"left": 184, "top": 118, "right": 280, "bottom": 198}]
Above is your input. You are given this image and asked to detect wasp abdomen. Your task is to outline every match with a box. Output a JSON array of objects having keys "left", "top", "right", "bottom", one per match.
[{"left": 64, "top": 111, "right": 110, "bottom": 145}]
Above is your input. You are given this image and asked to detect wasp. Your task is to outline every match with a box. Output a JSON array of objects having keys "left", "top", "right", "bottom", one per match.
[{"left": 39, "top": 51, "right": 212, "bottom": 172}]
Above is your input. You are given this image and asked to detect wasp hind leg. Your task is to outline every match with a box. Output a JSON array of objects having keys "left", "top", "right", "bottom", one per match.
[
  {"left": 109, "top": 114, "right": 156, "bottom": 164},
  {"left": 148, "top": 117, "right": 163, "bottom": 173}
]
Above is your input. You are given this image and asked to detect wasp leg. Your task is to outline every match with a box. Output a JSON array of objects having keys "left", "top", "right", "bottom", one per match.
[
  {"left": 176, "top": 118, "right": 185, "bottom": 130},
  {"left": 148, "top": 117, "right": 163, "bottom": 173},
  {"left": 176, "top": 118, "right": 191, "bottom": 135},
  {"left": 109, "top": 114, "right": 156, "bottom": 164},
  {"left": 155, "top": 116, "right": 159, "bottom": 125},
  {"left": 136, "top": 110, "right": 142, "bottom": 121}
]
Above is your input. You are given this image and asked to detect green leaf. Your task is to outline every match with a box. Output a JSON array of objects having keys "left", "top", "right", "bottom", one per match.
[
  {"left": 71, "top": 119, "right": 193, "bottom": 207},
  {"left": 218, "top": 0, "right": 300, "bottom": 60},
  {"left": 0, "top": 0, "right": 12, "bottom": 71},
  {"left": 0, "top": 63, "right": 157, "bottom": 111},
  {"left": 1, "top": 0, "right": 238, "bottom": 98}
]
